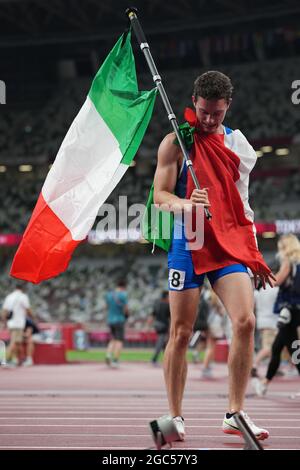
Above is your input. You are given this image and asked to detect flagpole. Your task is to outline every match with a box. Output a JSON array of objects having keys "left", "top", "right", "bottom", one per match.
[{"left": 125, "top": 7, "right": 212, "bottom": 221}]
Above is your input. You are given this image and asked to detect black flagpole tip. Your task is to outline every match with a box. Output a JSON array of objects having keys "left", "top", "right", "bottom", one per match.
[{"left": 125, "top": 6, "right": 138, "bottom": 18}]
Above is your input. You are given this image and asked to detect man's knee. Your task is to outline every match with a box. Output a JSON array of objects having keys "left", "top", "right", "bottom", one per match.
[
  {"left": 171, "top": 324, "right": 193, "bottom": 349},
  {"left": 232, "top": 313, "right": 255, "bottom": 336}
]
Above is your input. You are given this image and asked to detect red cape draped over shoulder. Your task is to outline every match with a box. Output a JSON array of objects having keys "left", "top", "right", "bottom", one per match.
[{"left": 184, "top": 108, "right": 271, "bottom": 276}]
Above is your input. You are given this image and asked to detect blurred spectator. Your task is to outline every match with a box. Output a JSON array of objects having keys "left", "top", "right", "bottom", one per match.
[
  {"left": 201, "top": 291, "right": 227, "bottom": 379},
  {"left": 148, "top": 290, "right": 170, "bottom": 366},
  {"left": 2, "top": 282, "right": 31, "bottom": 367},
  {"left": 190, "top": 287, "right": 210, "bottom": 364},
  {"left": 105, "top": 279, "right": 129, "bottom": 368},
  {"left": 251, "top": 283, "right": 279, "bottom": 378},
  {"left": 254, "top": 234, "right": 300, "bottom": 396},
  {"left": 23, "top": 316, "right": 40, "bottom": 367}
]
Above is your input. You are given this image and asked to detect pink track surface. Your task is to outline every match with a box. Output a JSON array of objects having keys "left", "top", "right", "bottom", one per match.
[{"left": 0, "top": 361, "right": 299, "bottom": 450}]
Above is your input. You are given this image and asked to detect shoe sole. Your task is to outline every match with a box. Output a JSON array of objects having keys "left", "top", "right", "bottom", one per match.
[{"left": 222, "top": 428, "right": 269, "bottom": 440}]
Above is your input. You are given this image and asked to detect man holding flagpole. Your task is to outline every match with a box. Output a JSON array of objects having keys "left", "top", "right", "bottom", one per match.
[
  {"left": 10, "top": 13, "right": 275, "bottom": 443},
  {"left": 153, "top": 70, "right": 275, "bottom": 441}
]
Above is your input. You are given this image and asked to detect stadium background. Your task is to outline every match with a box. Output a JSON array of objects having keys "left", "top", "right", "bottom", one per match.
[{"left": 0, "top": 0, "right": 300, "bottom": 345}]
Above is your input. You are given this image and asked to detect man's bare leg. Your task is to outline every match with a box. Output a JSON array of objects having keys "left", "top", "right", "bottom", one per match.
[
  {"left": 112, "top": 340, "right": 123, "bottom": 360},
  {"left": 254, "top": 347, "right": 271, "bottom": 369},
  {"left": 203, "top": 336, "right": 217, "bottom": 370},
  {"left": 26, "top": 338, "right": 34, "bottom": 360},
  {"left": 6, "top": 341, "right": 17, "bottom": 362},
  {"left": 163, "top": 288, "right": 201, "bottom": 417},
  {"left": 106, "top": 339, "right": 115, "bottom": 356},
  {"left": 213, "top": 272, "right": 255, "bottom": 412}
]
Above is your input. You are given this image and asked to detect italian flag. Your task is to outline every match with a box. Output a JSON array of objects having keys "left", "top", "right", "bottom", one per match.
[{"left": 10, "top": 31, "right": 157, "bottom": 284}]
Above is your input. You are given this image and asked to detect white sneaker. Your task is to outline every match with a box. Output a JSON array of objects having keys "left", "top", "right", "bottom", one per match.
[
  {"left": 202, "top": 367, "right": 213, "bottom": 379},
  {"left": 222, "top": 411, "right": 269, "bottom": 440},
  {"left": 251, "top": 378, "right": 268, "bottom": 397},
  {"left": 3, "top": 361, "right": 17, "bottom": 368},
  {"left": 105, "top": 356, "right": 111, "bottom": 367},
  {"left": 22, "top": 357, "right": 33, "bottom": 367},
  {"left": 172, "top": 416, "right": 185, "bottom": 441},
  {"left": 110, "top": 360, "right": 120, "bottom": 369}
]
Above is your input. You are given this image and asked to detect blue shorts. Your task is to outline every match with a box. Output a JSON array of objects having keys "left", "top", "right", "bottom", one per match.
[{"left": 168, "top": 223, "right": 248, "bottom": 291}]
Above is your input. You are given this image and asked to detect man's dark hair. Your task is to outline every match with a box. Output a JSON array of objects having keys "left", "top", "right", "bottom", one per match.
[
  {"left": 117, "top": 279, "right": 127, "bottom": 288},
  {"left": 15, "top": 281, "right": 26, "bottom": 290},
  {"left": 193, "top": 71, "right": 233, "bottom": 103}
]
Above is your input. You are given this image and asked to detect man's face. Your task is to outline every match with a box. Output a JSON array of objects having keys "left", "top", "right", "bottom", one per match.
[{"left": 192, "top": 96, "right": 231, "bottom": 134}]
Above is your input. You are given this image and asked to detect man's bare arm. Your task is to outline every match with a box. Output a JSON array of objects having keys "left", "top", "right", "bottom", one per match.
[
  {"left": 26, "top": 308, "right": 33, "bottom": 318},
  {"left": 1, "top": 309, "right": 9, "bottom": 322},
  {"left": 153, "top": 133, "right": 210, "bottom": 211}
]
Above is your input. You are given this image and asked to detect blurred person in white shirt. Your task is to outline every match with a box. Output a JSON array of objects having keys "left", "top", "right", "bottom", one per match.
[{"left": 2, "top": 283, "right": 32, "bottom": 366}]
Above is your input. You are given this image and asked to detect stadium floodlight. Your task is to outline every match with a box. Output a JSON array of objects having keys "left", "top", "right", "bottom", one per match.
[
  {"left": 275, "top": 148, "right": 289, "bottom": 156},
  {"left": 19, "top": 165, "right": 33, "bottom": 172}
]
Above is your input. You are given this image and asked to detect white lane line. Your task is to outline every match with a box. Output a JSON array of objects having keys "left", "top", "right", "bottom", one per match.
[
  {"left": 0, "top": 397, "right": 295, "bottom": 402},
  {"left": 0, "top": 433, "right": 152, "bottom": 437},
  {"left": 0, "top": 434, "right": 298, "bottom": 440},
  {"left": 0, "top": 405, "right": 293, "bottom": 410},
  {"left": 0, "top": 446, "right": 148, "bottom": 450},
  {"left": 0, "top": 405, "right": 296, "bottom": 410},
  {"left": 0, "top": 447, "right": 290, "bottom": 450},
  {"left": 1, "top": 425, "right": 300, "bottom": 434},
  {"left": 0, "top": 447, "right": 298, "bottom": 450},
  {"left": 0, "top": 436, "right": 297, "bottom": 440},
  {"left": 0, "top": 417, "right": 299, "bottom": 422},
  {"left": 0, "top": 390, "right": 295, "bottom": 398},
  {"left": 0, "top": 433, "right": 299, "bottom": 448},
  {"left": 9, "top": 398, "right": 295, "bottom": 401},
  {"left": 0, "top": 411, "right": 299, "bottom": 416},
  {"left": 0, "top": 424, "right": 300, "bottom": 428},
  {"left": 0, "top": 401, "right": 296, "bottom": 406},
  {"left": 0, "top": 397, "right": 285, "bottom": 401}
]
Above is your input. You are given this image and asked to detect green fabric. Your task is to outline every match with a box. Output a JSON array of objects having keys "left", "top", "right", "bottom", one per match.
[
  {"left": 173, "top": 122, "right": 195, "bottom": 149},
  {"left": 89, "top": 30, "right": 157, "bottom": 166},
  {"left": 142, "top": 183, "right": 173, "bottom": 251},
  {"left": 142, "top": 122, "right": 194, "bottom": 252}
]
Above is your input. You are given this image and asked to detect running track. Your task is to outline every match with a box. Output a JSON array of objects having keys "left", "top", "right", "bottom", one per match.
[{"left": 0, "top": 361, "right": 299, "bottom": 450}]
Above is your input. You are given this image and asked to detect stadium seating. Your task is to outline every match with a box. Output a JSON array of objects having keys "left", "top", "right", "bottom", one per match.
[
  {"left": 0, "top": 255, "right": 169, "bottom": 324},
  {"left": 0, "top": 161, "right": 299, "bottom": 234}
]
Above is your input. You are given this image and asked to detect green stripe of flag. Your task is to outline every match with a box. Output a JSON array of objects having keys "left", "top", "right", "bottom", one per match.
[{"left": 89, "top": 31, "right": 157, "bottom": 166}]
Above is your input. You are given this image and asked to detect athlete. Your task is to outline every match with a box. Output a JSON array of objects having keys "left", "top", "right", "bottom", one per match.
[{"left": 153, "top": 71, "right": 275, "bottom": 441}]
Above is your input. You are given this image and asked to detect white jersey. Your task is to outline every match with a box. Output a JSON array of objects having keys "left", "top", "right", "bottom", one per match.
[
  {"left": 3, "top": 289, "right": 30, "bottom": 329},
  {"left": 224, "top": 127, "right": 259, "bottom": 278},
  {"left": 254, "top": 285, "right": 279, "bottom": 330},
  {"left": 223, "top": 127, "right": 257, "bottom": 225}
]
